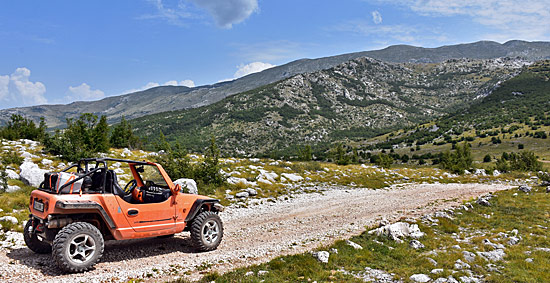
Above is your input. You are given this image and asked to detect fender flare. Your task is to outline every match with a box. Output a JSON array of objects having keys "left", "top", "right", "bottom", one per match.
[
  {"left": 185, "top": 199, "right": 221, "bottom": 222},
  {"left": 55, "top": 200, "right": 116, "bottom": 229}
]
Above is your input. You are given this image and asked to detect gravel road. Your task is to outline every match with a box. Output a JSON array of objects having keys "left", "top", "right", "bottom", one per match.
[{"left": 0, "top": 183, "right": 511, "bottom": 282}]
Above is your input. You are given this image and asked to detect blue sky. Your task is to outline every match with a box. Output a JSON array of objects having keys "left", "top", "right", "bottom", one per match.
[{"left": 1, "top": 0, "right": 549, "bottom": 109}]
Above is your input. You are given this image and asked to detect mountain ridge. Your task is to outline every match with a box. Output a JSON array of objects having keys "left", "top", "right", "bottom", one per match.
[{"left": 1, "top": 40, "right": 549, "bottom": 128}]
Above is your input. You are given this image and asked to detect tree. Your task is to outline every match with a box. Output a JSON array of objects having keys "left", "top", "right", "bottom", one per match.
[
  {"left": 93, "top": 116, "right": 110, "bottom": 153},
  {"left": 43, "top": 113, "right": 110, "bottom": 161},
  {"left": 0, "top": 114, "right": 46, "bottom": 141},
  {"left": 297, "top": 145, "right": 313, "bottom": 161},
  {"left": 483, "top": 154, "right": 492, "bottom": 163},
  {"left": 375, "top": 153, "right": 393, "bottom": 168},
  {"left": 332, "top": 143, "right": 350, "bottom": 165},
  {"left": 110, "top": 116, "right": 141, "bottom": 149},
  {"left": 440, "top": 142, "right": 473, "bottom": 174}
]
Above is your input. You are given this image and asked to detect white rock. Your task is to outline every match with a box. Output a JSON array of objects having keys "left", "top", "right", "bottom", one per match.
[
  {"left": 346, "top": 240, "right": 363, "bottom": 250},
  {"left": 507, "top": 236, "right": 520, "bottom": 245},
  {"left": 4, "top": 169, "right": 19, "bottom": 180},
  {"left": 19, "top": 161, "right": 48, "bottom": 187},
  {"left": 281, "top": 173, "right": 303, "bottom": 182},
  {"left": 431, "top": 269, "right": 444, "bottom": 274},
  {"left": 369, "top": 222, "right": 425, "bottom": 241},
  {"left": 477, "top": 249, "right": 506, "bottom": 261},
  {"left": 525, "top": 258, "right": 533, "bottom": 263},
  {"left": 493, "top": 170, "right": 501, "bottom": 176},
  {"left": 114, "top": 168, "right": 125, "bottom": 174},
  {"left": 121, "top": 148, "right": 133, "bottom": 157},
  {"left": 244, "top": 271, "right": 254, "bottom": 276},
  {"left": 6, "top": 185, "right": 21, "bottom": 193},
  {"left": 227, "top": 177, "right": 257, "bottom": 187},
  {"left": 410, "top": 274, "right": 431, "bottom": 282},
  {"left": 474, "top": 169, "right": 486, "bottom": 176},
  {"left": 173, "top": 178, "right": 198, "bottom": 194},
  {"left": 462, "top": 251, "right": 476, "bottom": 262},
  {"left": 0, "top": 216, "right": 18, "bottom": 224},
  {"left": 41, "top": 159, "right": 53, "bottom": 166},
  {"left": 454, "top": 259, "right": 470, "bottom": 270},
  {"left": 459, "top": 276, "right": 480, "bottom": 283},
  {"left": 410, "top": 240, "right": 425, "bottom": 249},
  {"left": 245, "top": 188, "right": 257, "bottom": 196},
  {"left": 312, "top": 251, "right": 329, "bottom": 263},
  {"left": 257, "top": 270, "right": 269, "bottom": 276},
  {"left": 236, "top": 191, "right": 249, "bottom": 198}
]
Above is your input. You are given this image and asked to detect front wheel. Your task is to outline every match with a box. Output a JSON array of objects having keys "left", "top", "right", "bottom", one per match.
[
  {"left": 23, "top": 219, "right": 51, "bottom": 254},
  {"left": 52, "top": 222, "right": 104, "bottom": 273},
  {"left": 190, "top": 211, "right": 223, "bottom": 252}
]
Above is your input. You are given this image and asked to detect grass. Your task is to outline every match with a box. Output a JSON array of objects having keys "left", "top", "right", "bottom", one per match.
[{"left": 184, "top": 185, "right": 550, "bottom": 283}]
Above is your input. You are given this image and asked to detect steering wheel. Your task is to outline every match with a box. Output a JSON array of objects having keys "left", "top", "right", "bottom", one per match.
[{"left": 124, "top": 180, "right": 137, "bottom": 193}]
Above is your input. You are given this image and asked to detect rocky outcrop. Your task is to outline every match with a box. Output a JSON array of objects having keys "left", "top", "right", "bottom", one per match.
[
  {"left": 19, "top": 161, "right": 48, "bottom": 188},
  {"left": 173, "top": 178, "right": 198, "bottom": 194}
]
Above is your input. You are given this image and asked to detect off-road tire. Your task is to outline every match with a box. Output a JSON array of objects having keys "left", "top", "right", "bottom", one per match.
[
  {"left": 190, "top": 211, "right": 223, "bottom": 252},
  {"left": 52, "top": 222, "right": 104, "bottom": 273},
  {"left": 23, "top": 220, "right": 51, "bottom": 254}
]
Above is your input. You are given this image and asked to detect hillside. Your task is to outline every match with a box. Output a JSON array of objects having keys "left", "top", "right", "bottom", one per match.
[
  {"left": 367, "top": 61, "right": 550, "bottom": 158},
  {"left": 1, "top": 40, "right": 549, "bottom": 128},
  {"left": 131, "top": 57, "right": 529, "bottom": 156}
]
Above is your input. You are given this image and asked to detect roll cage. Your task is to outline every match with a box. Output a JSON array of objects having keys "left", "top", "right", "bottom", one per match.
[{"left": 38, "top": 158, "right": 155, "bottom": 195}]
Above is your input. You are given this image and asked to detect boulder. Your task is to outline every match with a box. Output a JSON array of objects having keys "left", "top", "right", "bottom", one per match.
[
  {"left": 4, "top": 169, "right": 19, "bottom": 180},
  {"left": 173, "top": 178, "right": 198, "bottom": 194},
  {"left": 312, "top": 251, "right": 329, "bottom": 263},
  {"left": 477, "top": 249, "right": 506, "bottom": 261},
  {"left": 235, "top": 191, "right": 249, "bottom": 198},
  {"left": 346, "top": 240, "right": 363, "bottom": 250},
  {"left": 0, "top": 216, "right": 18, "bottom": 224},
  {"left": 121, "top": 148, "right": 132, "bottom": 157},
  {"left": 454, "top": 259, "right": 470, "bottom": 270},
  {"left": 19, "top": 161, "right": 48, "bottom": 187},
  {"left": 410, "top": 240, "right": 425, "bottom": 249},
  {"left": 369, "top": 222, "right": 425, "bottom": 241},
  {"left": 518, "top": 185, "right": 531, "bottom": 193},
  {"left": 462, "top": 251, "right": 476, "bottom": 262},
  {"left": 6, "top": 185, "right": 21, "bottom": 193},
  {"left": 492, "top": 170, "right": 501, "bottom": 176},
  {"left": 507, "top": 236, "right": 520, "bottom": 245},
  {"left": 245, "top": 188, "right": 257, "bottom": 196},
  {"left": 281, "top": 173, "right": 303, "bottom": 182},
  {"left": 41, "top": 159, "right": 53, "bottom": 166},
  {"left": 409, "top": 274, "right": 431, "bottom": 282}
]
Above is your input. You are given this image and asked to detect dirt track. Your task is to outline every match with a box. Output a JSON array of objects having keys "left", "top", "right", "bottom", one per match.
[{"left": 0, "top": 183, "right": 512, "bottom": 282}]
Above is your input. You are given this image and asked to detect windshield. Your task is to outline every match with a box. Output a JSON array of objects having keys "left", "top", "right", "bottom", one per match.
[{"left": 135, "top": 165, "right": 168, "bottom": 187}]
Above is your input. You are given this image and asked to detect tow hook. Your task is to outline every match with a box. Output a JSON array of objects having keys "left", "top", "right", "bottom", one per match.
[{"left": 35, "top": 223, "right": 45, "bottom": 233}]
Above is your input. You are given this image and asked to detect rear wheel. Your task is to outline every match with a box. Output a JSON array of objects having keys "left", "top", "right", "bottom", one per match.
[
  {"left": 52, "top": 222, "right": 104, "bottom": 273},
  {"left": 190, "top": 211, "right": 223, "bottom": 251},
  {"left": 23, "top": 219, "right": 51, "bottom": 254}
]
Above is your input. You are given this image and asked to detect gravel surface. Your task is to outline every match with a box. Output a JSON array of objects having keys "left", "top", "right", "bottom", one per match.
[{"left": 0, "top": 183, "right": 511, "bottom": 282}]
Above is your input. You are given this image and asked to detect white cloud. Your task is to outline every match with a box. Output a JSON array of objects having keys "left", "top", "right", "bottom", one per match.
[
  {"left": 140, "top": 0, "right": 195, "bottom": 27},
  {"left": 142, "top": 0, "right": 257, "bottom": 29},
  {"left": 191, "top": 0, "right": 258, "bottom": 28},
  {"left": 383, "top": 0, "right": 550, "bottom": 41},
  {"left": 0, "top": 67, "right": 47, "bottom": 108},
  {"left": 234, "top": 62, "right": 275, "bottom": 78},
  {"left": 372, "top": 10, "right": 382, "bottom": 24},
  {"left": 67, "top": 83, "right": 105, "bottom": 102}
]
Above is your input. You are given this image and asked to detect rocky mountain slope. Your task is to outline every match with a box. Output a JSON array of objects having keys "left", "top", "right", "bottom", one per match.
[
  {"left": 1, "top": 40, "right": 549, "bottom": 128},
  {"left": 131, "top": 57, "right": 529, "bottom": 156}
]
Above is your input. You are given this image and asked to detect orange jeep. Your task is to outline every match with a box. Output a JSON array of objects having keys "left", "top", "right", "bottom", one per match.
[{"left": 24, "top": 158, "right": 224, "bottom": 273}]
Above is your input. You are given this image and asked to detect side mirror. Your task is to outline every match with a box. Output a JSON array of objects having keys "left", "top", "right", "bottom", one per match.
[
  {"left": 173, "top": 184, "right": 181, "bottom": 194},
  {"left": 82, "top": 176, "right": 93, "bottom": 192}
]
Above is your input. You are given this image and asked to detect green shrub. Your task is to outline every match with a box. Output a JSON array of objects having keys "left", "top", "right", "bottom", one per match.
[
  {"left": 440, "top": 142, "right": 473, "bottom": 174},
  {"left": 483, "top": 154, "right": 492, "bottom": 163},
  {"left": 1, "top": 151, "right": 23, "bottom": 166},
  {"left": 375, "top": 153, "right": 393, "bottom": 168},
  {"left": 0, "top": 114, "right": 46, "bottom": 141}
]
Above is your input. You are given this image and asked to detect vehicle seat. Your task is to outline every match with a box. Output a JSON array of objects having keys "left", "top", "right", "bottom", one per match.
[
  {"left": 107, "top": 170, "right": 133, "bottom": 203},
  {"left": 90, "top": 170, "right": 105, "bottom": 192}
]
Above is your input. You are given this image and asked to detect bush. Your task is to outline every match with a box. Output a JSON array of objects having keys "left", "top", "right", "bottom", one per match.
[
  {"left": 1, "top": 151, "right": 23, "bottom": 166},
  {"left": 440, "top": 142, "right": 473, "bottom": 174},
  {"left": 110, "top": 116, "right": 141, "bottom": 149},
  {"left": 495, "top": 151, "right": 542, "bottom": 172},
  {"left": 375, "top": 153, "right": 393, "bottom": 168},
  {"left": 297, "top": 145, "right": 312, "bottom": 161},
  {"left": 483, "top": 154, "right": 492, "bottom": 163},
  {"left": 154, "top": 136, "right": 225, "bottom": 194},
  {"left": 518, "top": 144, "right": 524, "bottom": 149},
  {"left": 0, "top": 114, "right": 46, "bottom": 141},
  {"left": 0, "top": 165, "right": 8, "bottom": 194}
]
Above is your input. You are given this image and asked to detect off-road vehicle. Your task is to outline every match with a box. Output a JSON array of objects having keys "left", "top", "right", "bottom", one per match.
[{"left": 25, "top": 158, "right": 224, "bottom": 273}]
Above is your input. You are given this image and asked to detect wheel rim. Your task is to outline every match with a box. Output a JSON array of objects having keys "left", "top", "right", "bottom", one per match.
[
  {"left": 201, "top": 220, "right": 219, "bottom": 245},
  {"left": 68, "top": 234, "right": 96, "bottom": 263}
]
